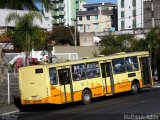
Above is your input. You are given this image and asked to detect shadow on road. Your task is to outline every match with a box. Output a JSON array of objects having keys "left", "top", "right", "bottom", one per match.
[{"left": 13, "top": 88, "right": 155, "bottom": 113}]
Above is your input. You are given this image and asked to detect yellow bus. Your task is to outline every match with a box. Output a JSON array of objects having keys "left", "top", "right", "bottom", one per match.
[{"left": 19, "top": 51, "right": 153, "bottom": 105}]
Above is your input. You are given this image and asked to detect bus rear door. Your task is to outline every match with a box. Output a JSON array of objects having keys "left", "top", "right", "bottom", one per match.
[
  {"left": 58, "top": 68, "right": 74, "bottom": 103},
  {"left": 139, "top": 57, "right": 152, "bottom": 86}
]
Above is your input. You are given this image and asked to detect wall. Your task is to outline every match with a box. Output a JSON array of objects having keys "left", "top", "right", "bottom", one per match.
[
  {"left": 144, "top": 0, "right": 160, "bottom": 28},
  {"left": 0, "top": 9, "right": 52, "bottom": 31},
  {"left": 54, "top": 46, "right": 100, "bottom": 58},
  {"left": 79, "top": 32, "right": 95, "bottom": 46},
  {"left": 0, "top": 73, "right": 19, "bottom": 104},
  {"left": 118, "top": 0, "right": 144, "bottom": 31},
  {"left": 78, "top": 14, "right": 111, "bottom": 33}
]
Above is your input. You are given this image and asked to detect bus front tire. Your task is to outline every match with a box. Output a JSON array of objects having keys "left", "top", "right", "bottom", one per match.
[
  {"left": 82, "top": 90, "right": 92, "bottom": 105},
  {"left": 131, "top": 82, "right": 139, "bottom": 95}
]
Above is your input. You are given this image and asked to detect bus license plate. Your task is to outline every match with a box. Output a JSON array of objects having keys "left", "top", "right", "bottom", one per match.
[{"left": 32, "top": 96, "right": 37, "bottom": 100}]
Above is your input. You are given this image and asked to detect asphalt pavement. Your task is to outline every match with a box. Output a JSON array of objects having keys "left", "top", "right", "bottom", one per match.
[{"left": 0, "top": 82, "right": 160, "bottom": 120}]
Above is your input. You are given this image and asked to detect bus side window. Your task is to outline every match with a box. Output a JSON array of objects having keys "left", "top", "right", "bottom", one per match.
[
  {"left": 112, "top": 58, "right": 125, "bottom": 74},
  {"left": 49, "top": 68, "right": 58, "bottom": 85},
  {"left": 86, "top": 62, "right": 100, "bottom": 78},
  {"left": 125, "top": 57, "right": 139, "bottom": 72},
  {"left": 72, "top": 64, "right": 86, "bottom": 81}
]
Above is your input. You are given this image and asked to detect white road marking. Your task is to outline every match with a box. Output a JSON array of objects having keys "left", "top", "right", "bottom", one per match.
[{"left": 1, "top": 110, "right": 19, "bottom": 115}]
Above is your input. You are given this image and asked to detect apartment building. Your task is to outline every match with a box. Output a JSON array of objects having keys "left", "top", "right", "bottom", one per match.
[
  {"left": 0, "top": 9, "right": 52, "bottom": 31},
  {"left": 50, "top": 0, "right": 86, "bottom": 26},
  {"left": 118, "top": 0, "right": 144, "bottom": 31},
  {"left": 143, "top": 0, "right": 160, "bottom": 28},
  {"left": 77, "top": 2, "right": 117, "bottom": 33}
]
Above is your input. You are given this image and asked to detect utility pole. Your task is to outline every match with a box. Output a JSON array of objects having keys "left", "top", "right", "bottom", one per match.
[
  {"left": 151, "top": 0, "right": 155, "bottom": 28},
  {"left": 74, "top": 19, "right": 77, "bottom": 46}
]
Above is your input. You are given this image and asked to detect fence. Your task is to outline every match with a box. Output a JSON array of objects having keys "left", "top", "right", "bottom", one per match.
[{"left": 0, "top": 72, "right": 19, "bottom": 105}]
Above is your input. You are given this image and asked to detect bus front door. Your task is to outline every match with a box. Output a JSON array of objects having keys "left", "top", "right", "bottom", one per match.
[
  {"left": 101, "top": 62, "right": 114, "bottom": 94},
  {"left": 58, "top": 68, "right": 73, "bottom": 103},
  {"left": 139, "top": 57, "right": 152, "bottom": 86}
]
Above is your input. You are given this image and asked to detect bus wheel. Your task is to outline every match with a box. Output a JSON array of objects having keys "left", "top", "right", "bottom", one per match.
[
  {"left": 82, "top": 90, "right": 92, "bottom": 105},
  {"left": 131, "top": 82, "right": 139, "bottom": 95}
]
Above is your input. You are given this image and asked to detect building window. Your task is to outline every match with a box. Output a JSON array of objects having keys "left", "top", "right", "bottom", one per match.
[
  {"left": 121, "top": 21, "right": 125, "bottom": 29},
  {"left": 133, "top": 20, "right": 136, "bottom": 28},
  {"left": 79, "top": 16, "right": 82, "bottom": 21},
  {"left": 86, "top": 25, "right": 90, "bottom": 30},
  {"left": 133, "top": 0, "right": 136, "bottom": 7},
  {"left": 45, "top": 17, "right": 49, "bottom": 20},
  {"left": 79, "top": 25, "right": 83, "bottom": 31},
  {"left": 94, "top": 15, "right": 98, "bottom": 20},
  {"left": 87, "top": 16, "right": 90, "bottom": 20},
  {"left": 133, "top": 10, "right": 136, "bottom": 17},
  {"left": 121, "top": 0, "right": 124, "bottom": 8},
  {"left": 121, "top": 11, "right": 124, "bottom": 18},
  {"left": 94, "top": 23, "right": 99, "bottom": 29}
]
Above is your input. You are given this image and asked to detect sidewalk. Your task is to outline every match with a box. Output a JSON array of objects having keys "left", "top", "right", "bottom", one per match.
[
  {"left": 0, "top": 82, "right": 160, "bottom": 116},
  {"left": 0, "top": 104, "right": 20, "bottom": 115},
  {"left": 153, "top": 82, "right": 160, "bottom": 88}
]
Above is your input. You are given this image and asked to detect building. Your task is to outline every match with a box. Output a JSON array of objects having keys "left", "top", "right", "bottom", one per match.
[
  {"left": 118, "top": 0, "right": 144, "bottom": 31},
  {"left": 143, "top": 0, "right": 160, "bottom": 28},
  {"left": 76, "top": 2, "right": 117, "bottom": 33},
  {"left": 0, "top": 9, "right": 52, "bottom": 31},
  {"left": 50, "top": 0, "right": 86, "bottom": 26}
]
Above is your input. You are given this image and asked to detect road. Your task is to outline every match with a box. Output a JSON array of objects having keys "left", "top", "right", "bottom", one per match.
[{"left": 6, "top": 88, "right": 160, "bottom": 120}]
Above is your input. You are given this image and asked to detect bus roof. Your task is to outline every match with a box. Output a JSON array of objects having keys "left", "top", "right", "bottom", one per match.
[
  {"left": 47, "top": 51, "right": 149, "bottom": 68},
  {"left": 20, "top": 51, "right": 149, "bottom": 69}
]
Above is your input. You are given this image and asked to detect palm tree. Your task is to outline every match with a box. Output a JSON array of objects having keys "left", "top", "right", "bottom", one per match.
[
  {"left": 0, "top": 0, "right": 50, "bottom": 11},
  {"left": 6, "top": 12, "right": 47, "bottom": 65}
]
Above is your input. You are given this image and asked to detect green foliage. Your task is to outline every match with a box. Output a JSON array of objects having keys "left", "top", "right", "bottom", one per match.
[
  {"left": 145, "top": 27, "right": 160, "bottom": 79},
  {"left": 100, "top": 28, "right": 160, "bottom": 81},
  {"left": 100, "top": 34, "right": 135, "bottom": 55},
  {"left": 49, "top": 26, "right": 76, "bottom": 46},
  {"left": 146, "top": 27, "right": 160, "bottom": 50},
  {"left": 130, "top": 38, "right": 148, "bottom": 51},
  {"left": 6, "top": 12, "right": 46, "bottom": 52},
  {"left": 0, "top": 0, "right": 51, "bottom": 11}
]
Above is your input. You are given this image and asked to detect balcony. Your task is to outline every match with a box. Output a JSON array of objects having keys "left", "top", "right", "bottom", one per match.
[
  {"left": 51, "top": 4, "right": 59, "bottom": 9},
  {"left": 49, "top": 0, "right": 59, "bottom": 1},
  {"left": 59, "top": 11, "right": 65, "bottom": 16},
  {"left": 52, "top": 19, "right": 60, "bottom": 24},
  {"left": 51, "top": 11, "right": 59, "bottom": 16},
  {"left": 59, "top": 3, "right": 65, "bottom": 8},
  {"left": 59, "top": 19, "right": 66, "bottom": 23}
]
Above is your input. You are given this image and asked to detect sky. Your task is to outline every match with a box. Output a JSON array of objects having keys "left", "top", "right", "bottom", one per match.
[{"left": 86, "top": 0, "right": 117, "bottom": 4}]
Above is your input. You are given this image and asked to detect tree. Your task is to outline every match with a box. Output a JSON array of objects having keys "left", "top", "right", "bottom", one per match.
[
  {"left": 100, "top": 34, "right": 135, "bottom": 55},
  {"left": 145, "top": 27, "right": 160, "bottom": 82},
  {"left": 49, "top": 26, "right": 77, "bottom": 46},
  {"left": 6, "top": 12, "right": 47, "bottom": 65},
  {"left": 0, "top": 0, "right": 51, "bottom": 11},
  {"left": 100, "top": 28, "right": 160, "bottom": 82}
]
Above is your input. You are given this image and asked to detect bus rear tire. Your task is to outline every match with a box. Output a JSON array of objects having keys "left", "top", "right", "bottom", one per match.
[
  {"left": 131, "top": 81, "right": 139, "bottom": 95},
  {"left": 82, "top": 90, "right": 92, "bottom": 105}
]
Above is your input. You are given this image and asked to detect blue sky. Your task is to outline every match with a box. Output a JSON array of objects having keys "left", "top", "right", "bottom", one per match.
[{"left": 86, "top": 0, "right": 117, "bottom": 4}]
